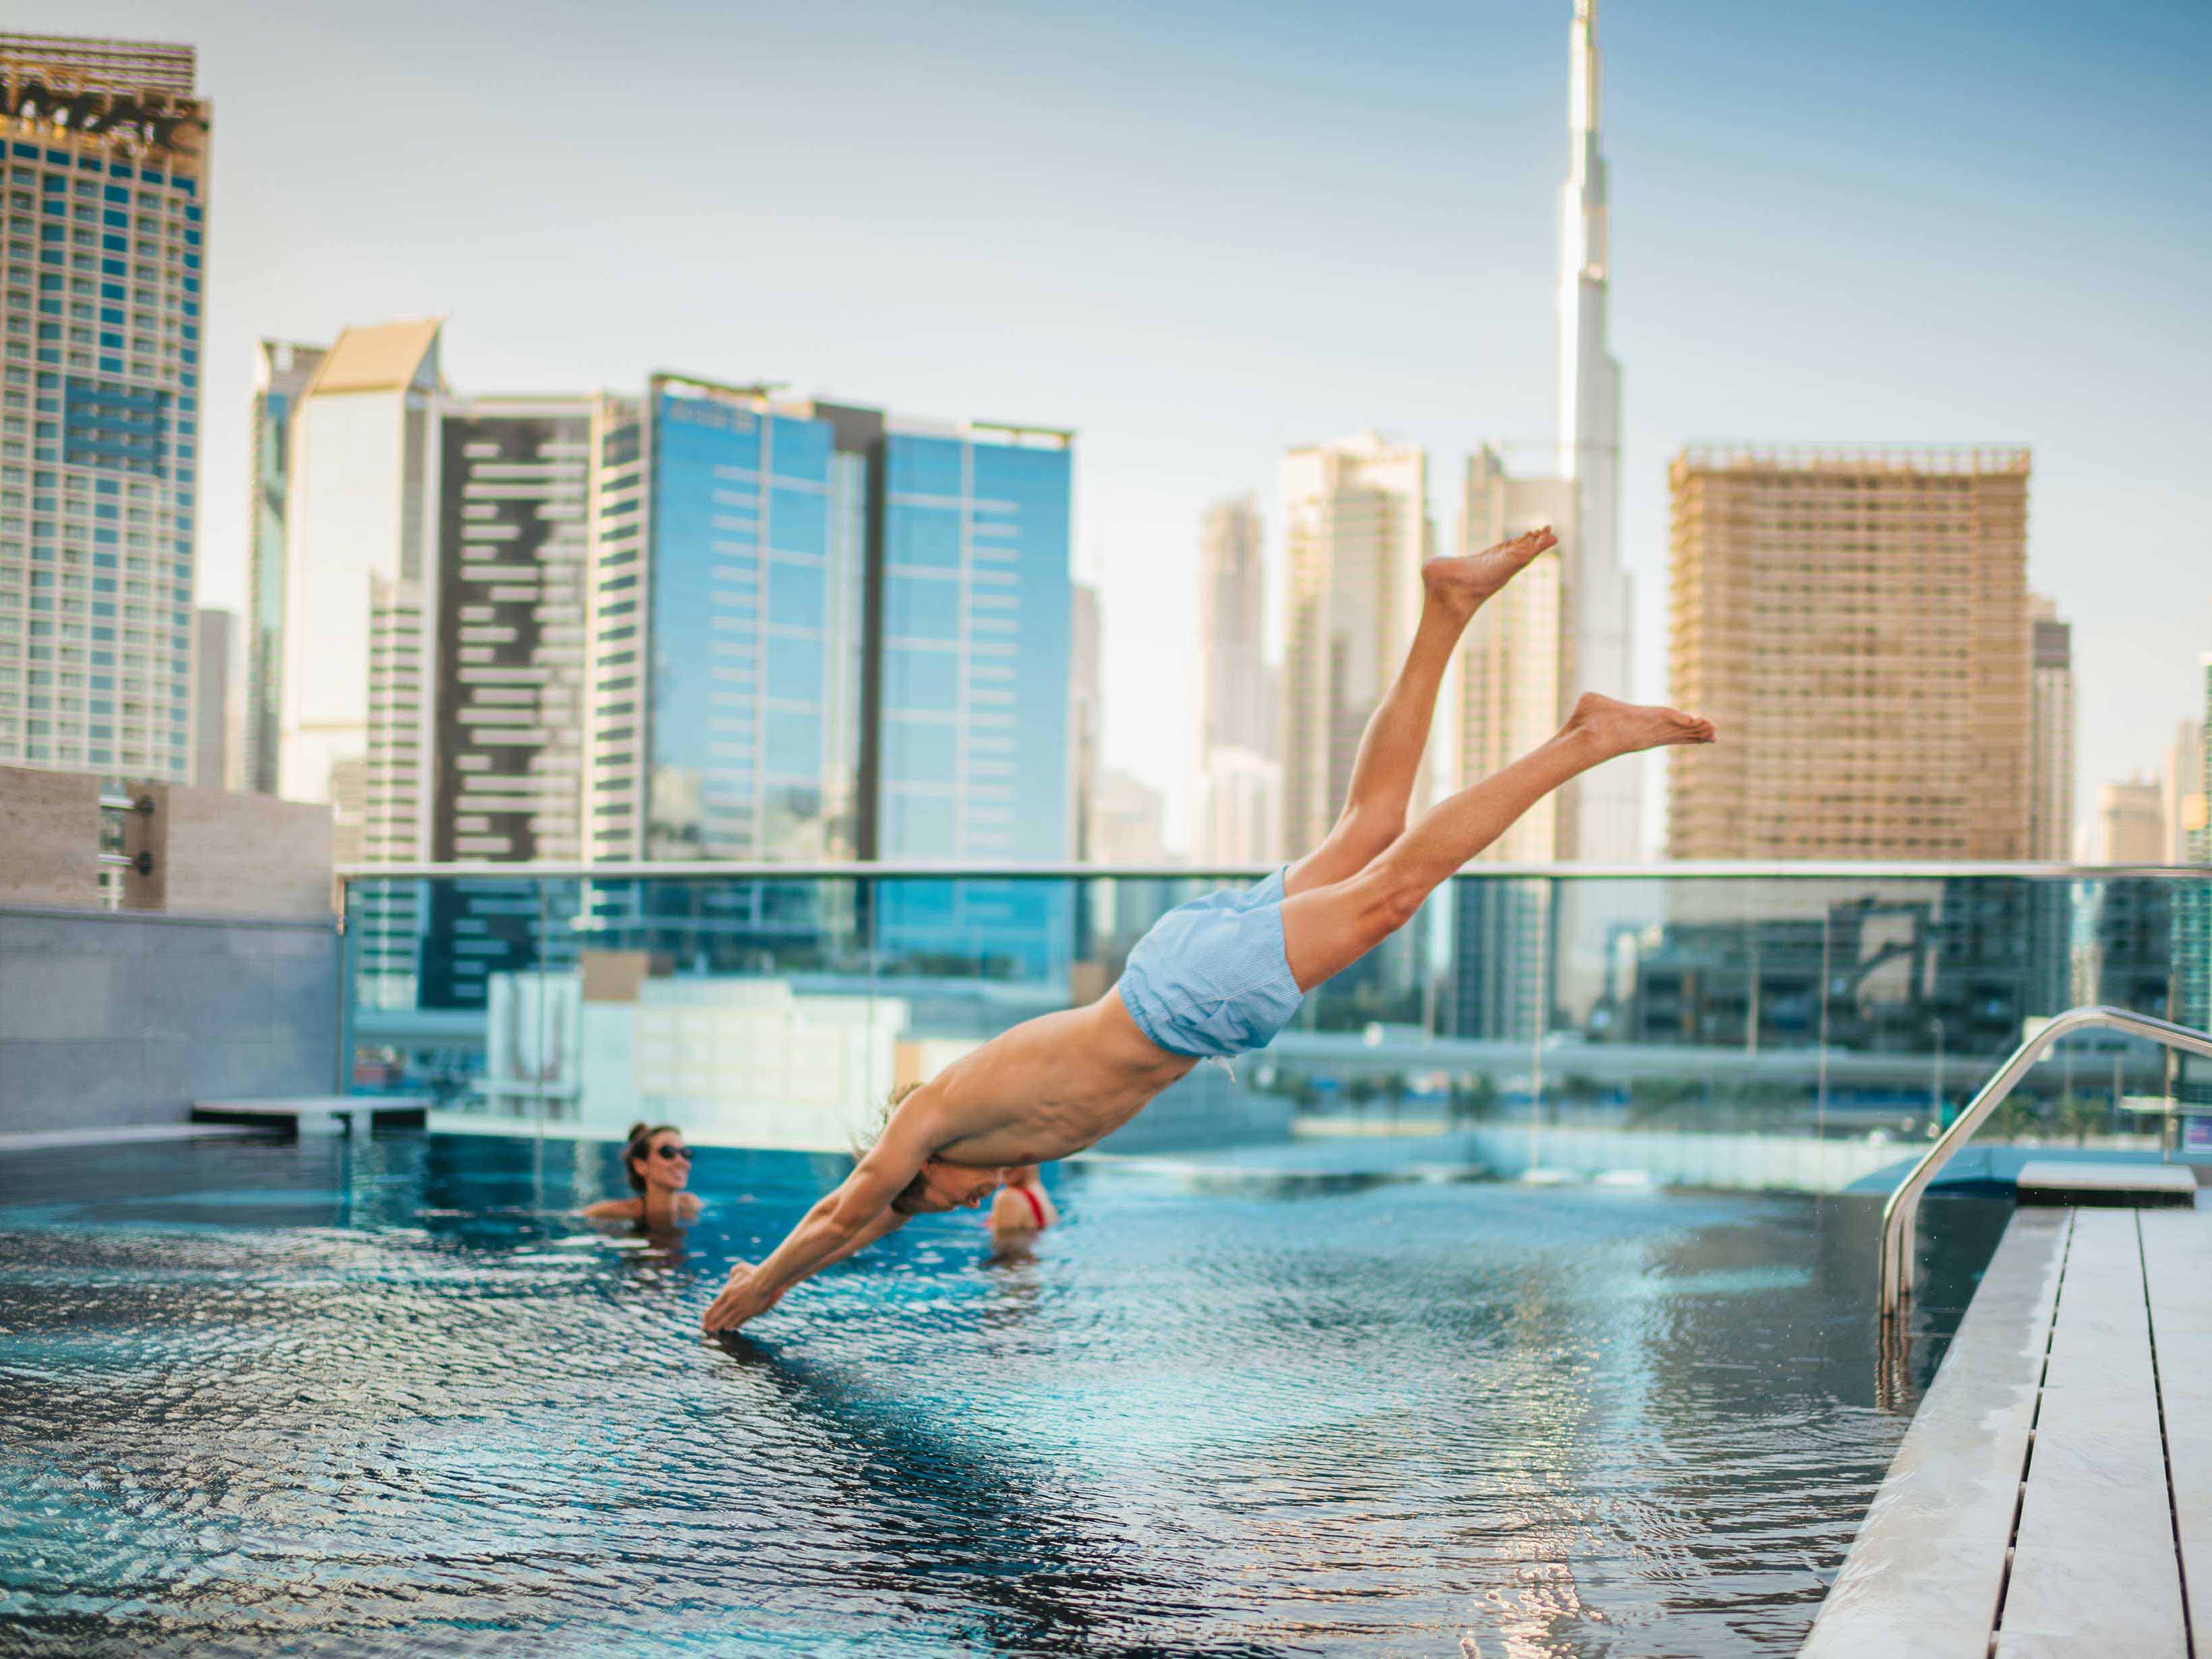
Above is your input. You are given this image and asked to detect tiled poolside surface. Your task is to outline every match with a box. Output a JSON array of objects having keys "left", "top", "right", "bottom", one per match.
[{"left": 1804, "top": 1200, "right": 2209, "bottom": 1656}]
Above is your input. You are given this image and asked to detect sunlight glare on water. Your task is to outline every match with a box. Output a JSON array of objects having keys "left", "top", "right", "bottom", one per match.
[{"left": 0, "top": 1134, "right": 2002, "bottom": 1656}]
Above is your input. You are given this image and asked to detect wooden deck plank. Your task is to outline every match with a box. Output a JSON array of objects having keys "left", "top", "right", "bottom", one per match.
[
  {"left": 2141, "top": 1209, "right": 2212, "bottom": 1643},
  {"left": 2001, "top": 1211, "right": 2186, "bottom": 1657}
]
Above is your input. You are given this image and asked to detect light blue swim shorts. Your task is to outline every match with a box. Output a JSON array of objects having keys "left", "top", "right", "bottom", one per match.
[{"left": 1116, "top": 868, "right": 1306, "bottom": 1060}]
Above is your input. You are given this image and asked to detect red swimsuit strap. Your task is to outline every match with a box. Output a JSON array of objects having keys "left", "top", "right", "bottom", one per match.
[{"left": 1016, "top": 1184, "right": 1047, "bottom": 1227}]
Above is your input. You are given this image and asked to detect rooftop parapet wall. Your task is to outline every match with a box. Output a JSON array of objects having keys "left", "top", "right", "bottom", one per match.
[
  {"left": 0, "top": 767, "right": 334, "bottom": 919},
  {"left": 0, "top": 770, "right": 103, "bottom": 907}
]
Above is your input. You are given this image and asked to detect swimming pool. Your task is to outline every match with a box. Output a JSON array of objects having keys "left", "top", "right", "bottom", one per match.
[{"left": 0, "top": 1132, "right": 2003, "bottom": 1657}]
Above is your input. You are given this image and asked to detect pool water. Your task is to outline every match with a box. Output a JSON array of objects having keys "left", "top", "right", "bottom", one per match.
[{"left": 0, "top": 1133, "right": 2003, "bottom": 1657}]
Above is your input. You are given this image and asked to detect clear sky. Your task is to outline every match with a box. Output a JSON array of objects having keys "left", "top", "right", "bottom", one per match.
[{"left": 26, "top": 0, "right": 2212, "bottom": 852}]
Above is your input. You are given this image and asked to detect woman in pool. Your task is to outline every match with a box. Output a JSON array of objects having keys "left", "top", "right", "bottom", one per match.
[
  {"left": 704, "top": 527, "right": 1714, "bottom": 1334},
  {"left": 585, "top": 1122, "right": 703, "bottom": 1229},
  {"left": 987, "top": 1165, "right": 1057, "bottom": 1245}
]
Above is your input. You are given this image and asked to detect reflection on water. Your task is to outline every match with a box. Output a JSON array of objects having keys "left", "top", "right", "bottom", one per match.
[{"left": 0, "top": 1134, "right": 2004, "bottom": 1657}]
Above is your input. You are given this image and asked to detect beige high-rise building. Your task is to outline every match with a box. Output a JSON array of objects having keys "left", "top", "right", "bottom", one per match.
[
  {"left": 1089, "top": 767, "right": 1168, "bottom": 865},
  {"left": 1451, "top": 448, "right": 1575, "bottom": 861},
  {"left": 1194, "top": 494, "right": 1281, "bottom": 864},
  {"left": 2163, "top": 718, "right": 2204, "bottom": 864},
  {"left": 2097, "top": 777, "right": 2165, "bottom": 865},
  {"left": 1667, "top": 446, "right": 2032, "bottom": 860},
  {"left": 1070, "top": 581, "right": 1102, "bottom": 858},
  {"left": 1279, "top": 432, "right": 1431, "bottom": 855},
  {"left": 2026, "top": 593, "right": 2075, "bottom": 861}
]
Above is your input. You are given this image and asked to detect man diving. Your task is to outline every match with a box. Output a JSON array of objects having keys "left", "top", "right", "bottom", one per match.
[{"left": 703, "top": 525, "right": 1714, "bottom": 1333}]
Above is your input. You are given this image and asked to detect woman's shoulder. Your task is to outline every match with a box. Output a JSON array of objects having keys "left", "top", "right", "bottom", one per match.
[{"left": 581, "top": 1196, "right": 643, "bottom": 1220}]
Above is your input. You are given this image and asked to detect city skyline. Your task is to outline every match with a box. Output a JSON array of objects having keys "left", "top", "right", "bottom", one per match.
[{"left": 26, "top": 0, "right": 2212, "bottom": 856}]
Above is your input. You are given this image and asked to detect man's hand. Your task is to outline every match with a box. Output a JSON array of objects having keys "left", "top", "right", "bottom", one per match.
[{"left": 701, "top": 1262, "right": 779, "bottom": 1333}]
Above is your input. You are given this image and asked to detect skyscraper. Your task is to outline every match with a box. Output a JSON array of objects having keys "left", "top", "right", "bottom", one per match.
[
  {"left": 0, "top": 34, "right": 208, "bottom": 780},
  {"left": 1554, "top": 0, "right": 1639, "bottom": 863},
  {"left": 585, "top": 377, "right": 869, "bottom": 865},
  {"left": 1667, "top": 446, "right": 2032, "bottom": 860},
  {"left": 1451, "top": 448, "right": 1573, "bottom": 861},
  {"left": 190, "top": 603, "right": 236, "bottom": 788},
  {"left": 1070, "top": 579, "right": 1101, "bottom": 858},
  {"left": 424, "top": 397, "right": 591, "bottom": 863},
  {"left": 582, "top": 377, "right": 1074, "bottom": 870},
  {"left": 1194, "top": 492, "right": 1279, "bottom": 864},
  {"left": 276, "top": 318, "right": 444, "bottom": 862},
  {"left": 2026, "top": 593, "right": 2075, "bottom": 862},
  {"left": 2163, "top": 717, "right": 2203, "bottom": 866},
  {"left": 873, "top": 417, "right": 1074, "bottom": 865},
  {"left": 1279, "top": 431, "right": 1430, "bottom": 856},
  {"left": 2097, "top": 778, "right": 2165, "bottom": 865},
  {"left": 396, "top": 396, "right": 593, "bottom": 1011},
  {"left": 2173, "top": 660, "right": 2212, "bottom": 1035},
  {"left": 1090, "top": 768, "right": 1167, "bottom": 865},
  {"left": 240, "top": 339, "right": 324, "bottom": 794}
]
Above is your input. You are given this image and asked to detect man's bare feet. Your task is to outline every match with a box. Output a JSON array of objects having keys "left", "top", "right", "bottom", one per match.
[
  {"left": 1565, "top": 692, "right": 1716, "bottom": 757},
  {"left": 1422, "top": 526, "right": 1557, "bottom": 620}
]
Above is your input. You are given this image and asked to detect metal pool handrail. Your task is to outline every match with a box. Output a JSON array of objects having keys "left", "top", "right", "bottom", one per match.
[{"left": 1879, "top": 1005, "right": 2212, "bottom": 1318}]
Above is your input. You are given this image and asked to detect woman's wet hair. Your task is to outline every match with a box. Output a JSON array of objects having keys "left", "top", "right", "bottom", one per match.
[{"left": 623, "top": 1122, "right": 682, "bottom": 1193}]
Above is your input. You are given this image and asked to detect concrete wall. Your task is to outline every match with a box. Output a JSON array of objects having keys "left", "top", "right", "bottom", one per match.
[
  {"left": 0, "top": 770, "right": 103, "bottom": 907},
  {"left": 123, "top": 781, "right": 334, "bottom": 920},
  {"left": 0, "top": 904, "right": 340, "bottom": 1134}
]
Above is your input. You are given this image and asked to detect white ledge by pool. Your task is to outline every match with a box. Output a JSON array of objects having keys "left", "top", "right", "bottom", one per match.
[{"left": 1803, "top": 1198, "right": 2207, "bottom": 1657}]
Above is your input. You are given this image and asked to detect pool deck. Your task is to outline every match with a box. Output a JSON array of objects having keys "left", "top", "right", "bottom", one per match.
[{"left": 1804, "top": 1198, "right": 2209, "bottom": 1657}]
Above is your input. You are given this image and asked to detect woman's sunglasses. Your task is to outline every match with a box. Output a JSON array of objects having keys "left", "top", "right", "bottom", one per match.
[{"left": 652, "top": 1145, "right": 693, "bottom": 1161}]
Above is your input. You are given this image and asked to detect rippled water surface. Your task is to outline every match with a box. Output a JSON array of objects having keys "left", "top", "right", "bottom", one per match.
[{"left": 0, "top": 1132, "right": 2005, "bottom": 1657}]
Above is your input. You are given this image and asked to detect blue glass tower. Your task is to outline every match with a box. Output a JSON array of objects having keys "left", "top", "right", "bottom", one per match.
[
  {"left": 873, "top": 425, "right": 1075, "bottom": 979},
  {"left": 583, "top": 386, "right": 1076, "bottom": 981}
]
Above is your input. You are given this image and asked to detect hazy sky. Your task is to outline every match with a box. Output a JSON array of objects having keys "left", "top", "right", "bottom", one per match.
[{"left": 30, "top": 0, "right": 2212, "bottom": 852}]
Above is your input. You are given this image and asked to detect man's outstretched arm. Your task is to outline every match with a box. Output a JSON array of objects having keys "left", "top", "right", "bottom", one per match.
[{"left": 700, "top": 1103, "right": 936, "bottom": 1332}]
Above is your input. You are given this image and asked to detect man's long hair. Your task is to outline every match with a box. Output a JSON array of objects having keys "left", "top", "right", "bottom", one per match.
[{"left": 853, "top": 1081, "right": 923, "bottom": 1159}]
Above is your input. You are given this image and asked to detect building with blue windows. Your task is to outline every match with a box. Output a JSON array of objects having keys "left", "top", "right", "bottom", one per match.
[
  {"left": 0, "top": 35, "right": 206, "bottom": 780},
  {"left": 587, "top": 378, "right": 871, "bottom": 867},
  {"left": 581, "top": 379, "right": 1075, "bottom": 979},
  {"left": 873, "top": 424, "right": 1076, "bottom": 978}
]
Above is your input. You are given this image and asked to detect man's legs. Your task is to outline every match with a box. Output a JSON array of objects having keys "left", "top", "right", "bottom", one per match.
[
  {"left": 1279, "top": 694, "right": 1715, "bottom": 991},
  {"left": 1284, "top": 527, "right": 1556, "bottom": 898}
]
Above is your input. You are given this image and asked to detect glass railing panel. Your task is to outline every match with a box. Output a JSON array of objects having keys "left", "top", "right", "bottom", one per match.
[{"left": 338, "top": 867, "right": 2212, "bottom": 1189}]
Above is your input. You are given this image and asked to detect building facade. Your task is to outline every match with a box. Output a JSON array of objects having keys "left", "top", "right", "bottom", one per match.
[
  {"left": 240, "top": 339, "right": 322, "bottom": 793},
  {"left": 1194, "top": 492, "right": 1279, "bottom": 864},
  {"left": 1070, "top": 580, "right": 1101, "bottom": 858},
  {"left": 276, "top": 318, "right": 444, "bottom": 863},
  {"left": 2164, "top": 717, "right": 2203, "bottom": 866},
  {"left": 1667, "top": 446, "right": 2032, "bottom": 861},
  {"left": 1553, "top": 0, "right": 1640, "bottom": 863},
  {"left": 190, "top": 602, "right": 235, "bottom": 787},
  {"left": 2174, "top": 660, "right": 2212, "bottom": 1037},
  {"left": 2096, "top": 778, "right": 2164, "bottom": 865},
  {"left": 1452, "top": 448, "right": 1575, "bottom": 862},
  {"left": 0, "top": 34, "right": 208, "bottom": 780},
  {"left": 2026, "top": 593, "right": 2075, "bottom": 863},
  {"left": 426, "top": 397, "right": 591, "bottom": 863},
  {"left": 1279, "top": 431, "right": 1430, "bottom": 856},
  {"left": 581, "top": 377, "right": 1074, "bottom": 869}
]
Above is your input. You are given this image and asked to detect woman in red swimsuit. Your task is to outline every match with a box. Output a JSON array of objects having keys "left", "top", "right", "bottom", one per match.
[{"left": 987, "top": 1165, "right": 1057, "bottom": 1244}]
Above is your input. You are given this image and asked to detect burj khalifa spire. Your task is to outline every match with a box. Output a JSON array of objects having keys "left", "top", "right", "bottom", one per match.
[{"left": 1556, "top": 0, "right": 1639, "bottom": 861}]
